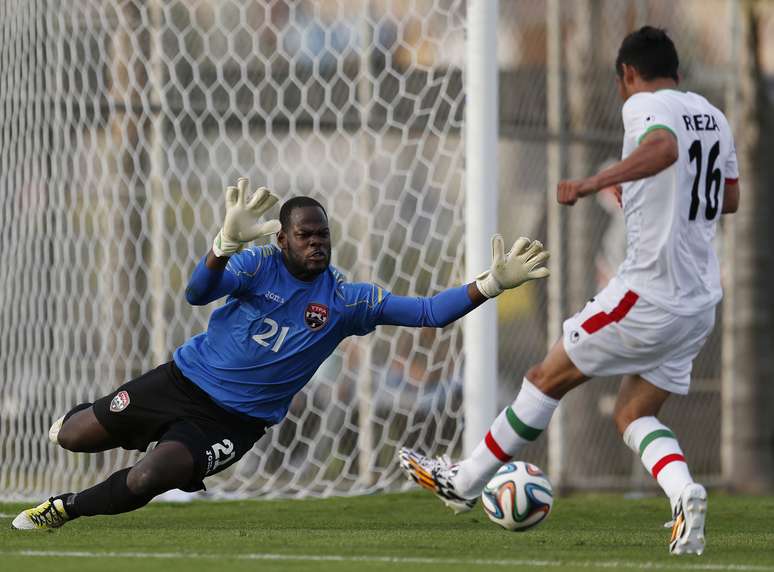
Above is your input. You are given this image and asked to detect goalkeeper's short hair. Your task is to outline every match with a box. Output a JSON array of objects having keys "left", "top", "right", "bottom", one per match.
[{"left": 280, "top": 196, "right": 328, "bottom": 230}]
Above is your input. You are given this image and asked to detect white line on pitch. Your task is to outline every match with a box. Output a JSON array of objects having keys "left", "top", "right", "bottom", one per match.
[{"left": 2, "top": 550, "right": 773, "bottom": 571}]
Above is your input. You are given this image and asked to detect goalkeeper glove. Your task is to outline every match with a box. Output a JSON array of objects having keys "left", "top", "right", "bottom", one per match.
[
  {"left": 475, "top": 234, "right": 550, "bottom": 298},
  {"left": 212, "top": 177, "right": 281, "bottom": 257}
]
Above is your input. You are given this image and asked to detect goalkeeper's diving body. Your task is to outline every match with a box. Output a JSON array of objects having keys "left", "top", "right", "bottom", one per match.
[{"left": 12, "top": 177, "right": 549, "bottom": 530}]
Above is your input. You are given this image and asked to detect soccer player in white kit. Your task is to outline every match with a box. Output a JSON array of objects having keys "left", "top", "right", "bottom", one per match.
[{"left": 399, "top": 26, "right": 740, "bottom": 556}]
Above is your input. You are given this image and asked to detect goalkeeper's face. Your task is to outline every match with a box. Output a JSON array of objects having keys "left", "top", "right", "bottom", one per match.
[{"left": 278, "top": 206, "right": 332, "bottom": 280}]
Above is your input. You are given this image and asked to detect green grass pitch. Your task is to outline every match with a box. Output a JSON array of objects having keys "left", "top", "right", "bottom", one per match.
[{"left": 2, "top": 492, "right": 773, "bottom": 572}]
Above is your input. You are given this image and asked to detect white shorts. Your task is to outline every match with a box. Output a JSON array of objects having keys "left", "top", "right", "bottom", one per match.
[{"left": 562, "top": 277, "right": 716, "bottom": 395}]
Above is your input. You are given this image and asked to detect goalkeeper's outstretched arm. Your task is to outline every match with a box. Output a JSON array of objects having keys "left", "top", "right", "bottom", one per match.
[{"left": 376, "top": 235, "right": 549, "bottom": 328}]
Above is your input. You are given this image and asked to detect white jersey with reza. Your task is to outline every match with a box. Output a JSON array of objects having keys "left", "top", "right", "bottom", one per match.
[
  {"left": 561, "top": 89, "right": 738, "bottom": 394},
  {"left": 616, "top": 89, "right": 738, "bottom": 316}
]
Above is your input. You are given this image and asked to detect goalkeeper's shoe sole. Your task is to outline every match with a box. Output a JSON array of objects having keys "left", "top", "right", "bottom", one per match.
[
  {"left": 48, "top": 414, "right": 65, "bottom": 445},
  {"left": 11, "top": 497, "right": 71, "bottom": 530},
  {"left": 669, "top": 483, "right": 707, "bottom": 555},
  {"left": 398, "top": 447, "right": 477, "bottom": 514}
]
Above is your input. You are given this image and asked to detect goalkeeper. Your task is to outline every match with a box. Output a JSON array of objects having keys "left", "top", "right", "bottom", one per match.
[{"left": 12, "top": 177, "right": 549, "bottom": 530}]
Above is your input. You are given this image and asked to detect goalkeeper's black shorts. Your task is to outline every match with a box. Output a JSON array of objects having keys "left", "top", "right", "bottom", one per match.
[{"left": 92, "top": 361, "right": 269, "bottom": 491}]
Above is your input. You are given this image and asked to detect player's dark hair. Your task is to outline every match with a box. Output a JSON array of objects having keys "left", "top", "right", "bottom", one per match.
[
  {"left": 615, "top": 26, "right": 679, "bottom": 82},
  {"left": 280, "top": 196, "right": 328, "bottom": 229}
]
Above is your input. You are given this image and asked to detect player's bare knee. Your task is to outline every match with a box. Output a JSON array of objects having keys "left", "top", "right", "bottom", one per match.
[
  {"left": 525, "top": 365, "right": 548, "bottom": 394},
  {"left": 613, "top": 407, "right": 638, "bottom": 436},
  {"left": 526, "top": 363, "right": 565, "bottom": 400},
  {"left": 56, "top": 423, "right": 83, "bottom": 451},
  {"left": 525, "top": 363, "right": 543, "bottom": 385},
  {"left": 56, "top": 432, "right": 73, "bottom": 450}
]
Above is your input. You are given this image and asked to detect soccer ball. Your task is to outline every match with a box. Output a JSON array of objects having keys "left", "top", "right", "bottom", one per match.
[{"left": 480, "top": 461, "right": 553, "bottom": 531}]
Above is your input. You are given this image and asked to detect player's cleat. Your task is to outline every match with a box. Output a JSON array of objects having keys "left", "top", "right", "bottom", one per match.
[
  {"left": 48, "top": 414, "right": 65, "bottom": 445},
  {"left": 669, "top": 483, "right": 707, "bottom": 555},
  {"left": 398, "top": 447, "right": 477, "bottom": 514},
  {"left": 11, "top": 496, "right": 71, "bottom": 530}
]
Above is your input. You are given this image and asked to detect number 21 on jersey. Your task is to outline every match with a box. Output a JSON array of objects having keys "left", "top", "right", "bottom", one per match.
[{"left": 252, "top": 318, "right": 289, "bottom": 353}]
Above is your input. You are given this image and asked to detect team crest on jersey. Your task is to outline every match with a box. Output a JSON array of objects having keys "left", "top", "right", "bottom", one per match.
[
  {"left": 305, "top": 303, "right": 329, "bottom": 331},
  {"left": 109, "top": 390, "right": 130, "bottom": 413}
]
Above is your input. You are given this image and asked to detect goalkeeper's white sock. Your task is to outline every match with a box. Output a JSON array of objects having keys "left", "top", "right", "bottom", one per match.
[
  {"left": 623, "top": 416, "right": 693, "bottom": 512},
  {"left": 453, "top": 378, "right": 559, "bottom": 499}
]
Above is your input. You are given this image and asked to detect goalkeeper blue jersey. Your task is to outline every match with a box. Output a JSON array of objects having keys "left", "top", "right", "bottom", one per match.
[{"left": 174, "top": 245, "right": 475, "bottom": 424}]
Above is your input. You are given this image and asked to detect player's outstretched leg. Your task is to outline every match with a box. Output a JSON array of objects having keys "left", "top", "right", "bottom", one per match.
[
  {"left": 400, "top": 377, "right": 558, "bottom": 512},
  {"left": 400, "top": 341, "right": 584, "bottom": 512},
  {"left": 11, "top": 403, "right": 125, "bottom": 530},
  {"left": 616, "top": 375, "right": 706, "bottom": 555},
  {"left": 12, "top": 441, "right": 194, "bottom": 530},
  {"left": 399, "top": 377, "right": 559, "bottom": 512}
]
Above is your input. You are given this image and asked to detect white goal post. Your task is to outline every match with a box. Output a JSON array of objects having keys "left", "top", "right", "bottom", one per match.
[{"left": 463, "top": 0, "right": 498, "bottom": 456}]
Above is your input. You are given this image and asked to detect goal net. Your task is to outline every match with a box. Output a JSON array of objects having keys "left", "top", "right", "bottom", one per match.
[
  {"left": 0, "top": 0, "right": 468, "bottom": 499},
  {"left": 1, "top": 0, "right": 731, "bottom": 501}
]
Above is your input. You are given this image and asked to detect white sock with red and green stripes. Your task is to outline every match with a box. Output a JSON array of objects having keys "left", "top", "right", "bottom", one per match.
[
  {"left": 452, "top": 378, "right": 559, "bottom": 499},
  {"left": 623, "top": 416, "right": 693, "bottom": 510}
]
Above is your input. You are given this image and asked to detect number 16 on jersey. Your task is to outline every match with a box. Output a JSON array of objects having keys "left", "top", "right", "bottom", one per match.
[{"left": 688, "top": 139, "right": 722, "bottom": 221}]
